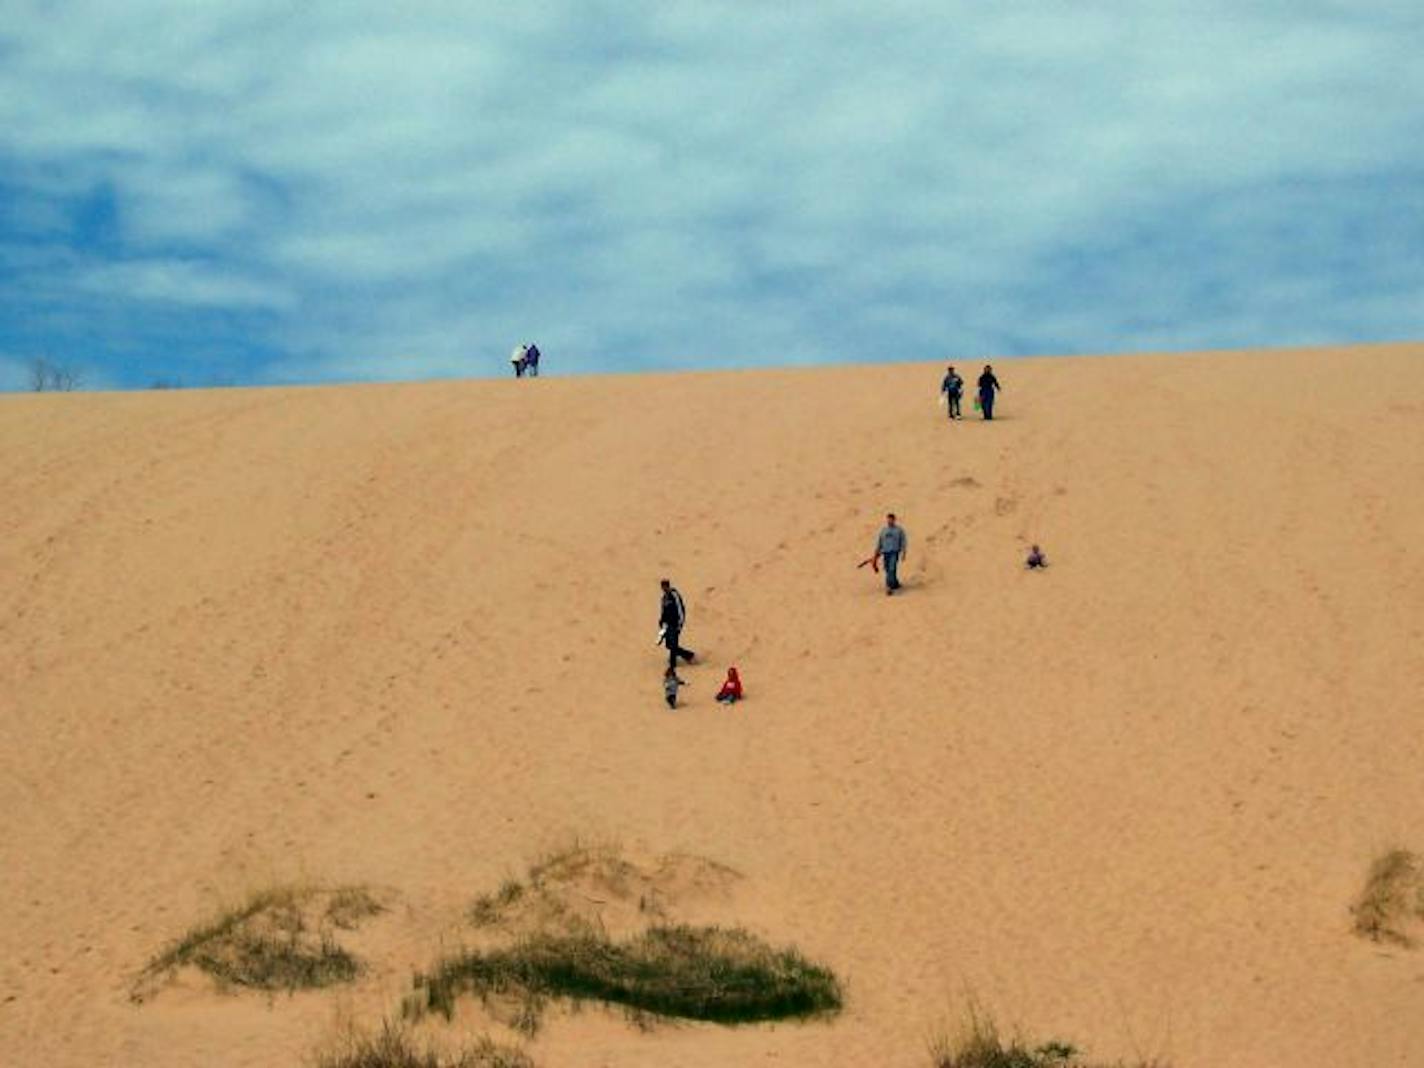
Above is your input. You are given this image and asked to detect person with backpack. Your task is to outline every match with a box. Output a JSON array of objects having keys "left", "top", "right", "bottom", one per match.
[
  {"left": 977, "top": 364, "right": 1001, "bottom": 420},
  {"left": 941, "top": 364, "right": 964, "bottom": 420},
  {"left": 658, "top": 578, "right": 695, "bottom": 669}
]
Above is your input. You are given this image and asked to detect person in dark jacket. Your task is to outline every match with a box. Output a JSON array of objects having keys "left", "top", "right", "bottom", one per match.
[
  {"left": 977, "top": 364, "right": 1001, "bottom": 420},
  {"left": 524, "top": 343, "right": 541, "bottom": 377},
  {"left": 941, "top": 364, "right": 964, "bottom": 420},
  {"left": 659, "top": 579, "right": 695, "bottom": 668}
]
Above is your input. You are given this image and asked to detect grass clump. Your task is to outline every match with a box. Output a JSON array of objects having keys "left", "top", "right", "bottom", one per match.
[
  {"left": 407, "top": 924, "right": 841, "bottom": 1032},
  {"left": 137, "top": 885, "right": 385, "bottom": 999},
  {"left": 470, "top": 879, "right": 526, "bottom": 927},
  {"left": 929, "top": 1011, "right": 1164, "bottom": 1068},
  {"left": 1352, "top": 849, "right": 1424, "bottom": 946},
  {"left": 312, "top": 1020, "right": 532, "bottom": 1068},
  {"left": 464, "top": 843, "right": 743, "bottom": 939}
]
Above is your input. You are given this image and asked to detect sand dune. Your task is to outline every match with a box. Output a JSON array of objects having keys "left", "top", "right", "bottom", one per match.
[{"left": 3, "top": 343, "right": 1423, "bottom": 1067}]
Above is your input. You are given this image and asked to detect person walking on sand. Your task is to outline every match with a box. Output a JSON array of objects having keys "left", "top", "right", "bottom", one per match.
[
  {"left": 977, "top": 363, "right": 1001, "bottom": 420},
  {"left": 659, "top": 578, "right": 695, "bottom": 668},
  {"left": 941, "top": 364, "right": 964, "bottom": 420},
  {"left": 715, "top": 666, "right": 743, "bottom": 705},
  {"left": 524, "top": 343, "right": 541, "bottom": 377},
  {"left": 510, "top": 343, "right": 528, "bottom": 378},
  {"left": 874, "top": 513, "right": 907, "bottom": 595},
  {"left": 664, "top": 666, "right": 686, "bottom": 709}
]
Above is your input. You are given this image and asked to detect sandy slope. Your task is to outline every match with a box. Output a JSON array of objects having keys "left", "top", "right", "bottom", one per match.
[{"left": 2, "top": 343, "right": 1423, "bottom": 1068}]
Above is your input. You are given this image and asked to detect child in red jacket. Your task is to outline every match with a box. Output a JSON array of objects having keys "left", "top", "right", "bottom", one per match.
[{"left": 715, "top": 667, "right": 743, "bottom": 705}]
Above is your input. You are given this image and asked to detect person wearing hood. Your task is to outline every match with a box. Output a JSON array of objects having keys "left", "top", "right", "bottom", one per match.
[
  {"left": 977, "top": 364, "right": 1001, "bottom": 420},
  {"left": 715, "top": 667, "right": 743, "bottom": 704}
]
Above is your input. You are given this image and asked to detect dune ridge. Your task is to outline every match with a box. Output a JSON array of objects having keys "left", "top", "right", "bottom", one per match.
[{"left": 3, "top": 342, "right": 1423, "bottom": 1067}]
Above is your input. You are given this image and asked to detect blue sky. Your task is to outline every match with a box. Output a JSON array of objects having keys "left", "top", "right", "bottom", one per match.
[{"left": 1, "top": 2, "right": 1421, "bottom": 390}]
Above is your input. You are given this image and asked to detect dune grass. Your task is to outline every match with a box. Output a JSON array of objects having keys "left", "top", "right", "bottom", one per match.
[
  {"left": 1352, "top": 849, "right": 1424, "bottom": 947},
  {"left": 929, "top": 1011, "right": 1165, "bottom": 1068},
  {"left": 312, "top": 1020, "right": 532, "bottom": 1068},
  {"left": 138, "top": 885, "right": 385, "bottom": 997},
  {"left": 469, "top": 879, "right": 526, "bottom": 928},
  {"left": 407, "top": 924, "right": 841, "bottom": 1032}
]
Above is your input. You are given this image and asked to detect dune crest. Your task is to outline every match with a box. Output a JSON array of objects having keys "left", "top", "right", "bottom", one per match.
[{"left": 2, "top": 343, "right": 1423, "bottom": 1067}]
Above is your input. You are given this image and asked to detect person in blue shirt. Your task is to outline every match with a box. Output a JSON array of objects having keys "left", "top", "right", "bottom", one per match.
[{"left": 873, "top": 513, "right": 907, "bottom": 595}]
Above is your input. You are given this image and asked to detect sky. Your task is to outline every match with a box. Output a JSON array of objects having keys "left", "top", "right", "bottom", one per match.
[{"left": 1, "top": 1, "right": 1421, "bottom": 390}]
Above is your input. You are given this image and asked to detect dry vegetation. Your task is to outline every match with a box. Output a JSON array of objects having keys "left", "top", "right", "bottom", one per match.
[
  {"left": 1352, "top": 849, "right": 1424, "bottom": 947},
  {"left": 407, "top": 845, "right": 837, "bottom": 1033},
  {"left": 467, "top": 842, "right": 742, "bottom": 938},
  {"left": 134, "top": 885, "right": 387, "bottom": 1000},
  {"left": 311, "top": 1020, "right": 532, "bottom": 1068},
  {"left": 928, "top": 1011, "right": 1165, "bottom": 1068}
]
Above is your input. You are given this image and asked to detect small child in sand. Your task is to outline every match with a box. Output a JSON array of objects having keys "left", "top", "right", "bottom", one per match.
[
  {"left": 715, "top": 666, "right": 743, "bottom": 705},
  {"left": 664, "top": 666, "right": 686, "bottom": 709},
  {"left": 1026, "top": 544, "right": 1047, "bottom": 569}
]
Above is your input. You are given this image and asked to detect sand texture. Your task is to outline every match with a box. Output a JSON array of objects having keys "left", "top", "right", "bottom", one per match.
[{"left": 3, "top": 343, "right": 1423, "bottom": 1067}]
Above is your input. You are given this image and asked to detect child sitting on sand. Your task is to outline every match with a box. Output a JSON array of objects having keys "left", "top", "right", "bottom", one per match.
[
  {"left": 715, "top": 667, "right": 743, "bottom": 705},
  {"left": 1026, "top": 544, "right": 1047, "bottom": 569},
  {"left": 664, "top": 666, "right": 686, "bottom": 709}
]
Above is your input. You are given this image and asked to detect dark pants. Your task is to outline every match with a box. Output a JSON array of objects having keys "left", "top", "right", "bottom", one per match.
[
  {"left": 947, "top": 391, "right": 961, "bottom": 418},
  {"left": 665, "top": 693, "right": 677, "bottom": 709},
  {"left": 882, "top": 551, "right": 901, "bottom": 591},
  {"left": 513, "top": 361, "right": 524, "bottom": 378},
  {"left": 665, "top": 626, "right": 694, "bottom": 668},
  {"left": 980, "top": 389, "right": 995, "bottom": 419}
]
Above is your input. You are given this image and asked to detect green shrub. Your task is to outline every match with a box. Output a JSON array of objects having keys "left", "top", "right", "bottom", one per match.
[{"left": 408, "top": 924, "right": 841, "bottom": 1030}]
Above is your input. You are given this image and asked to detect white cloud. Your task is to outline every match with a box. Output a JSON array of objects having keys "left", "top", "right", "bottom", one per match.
[{"left": 72, "top": 260, "right": 292, "bottom": 308}]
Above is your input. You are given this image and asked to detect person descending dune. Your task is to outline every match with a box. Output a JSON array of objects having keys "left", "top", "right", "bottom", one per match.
[
  {"left": 658, "top": 578, "right": 695, "bottom": 668},
  {"left": 873, "top": 513, "right": 907, "bottom": 595},
  {"left": 663, "top": 665, "right": 686, "bottom": 709}
]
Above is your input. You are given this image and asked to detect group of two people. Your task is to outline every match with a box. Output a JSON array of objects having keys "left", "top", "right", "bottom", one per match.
[
  {"left": 658, "top": 578, "right": 742, "bottom": 709},
  {"left": 510, "top": 343, "right": 542, "bottom": 378},
  {"left": 940, "top": 363, "right": 1001, "bottom": 420}
]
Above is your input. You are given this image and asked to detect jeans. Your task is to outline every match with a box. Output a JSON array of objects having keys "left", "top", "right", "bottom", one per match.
[
  {"left": 947, "top": 392, "right": 961, "bottom": 418},
  {"left": 665, "top": 626, "right": 694, "bottom": 668},
  {"left": 882, "top": 551, "right": 901, "bottom": 590},
  {"left": 980, "top": 389, "right": 995, "bottom": 419}
]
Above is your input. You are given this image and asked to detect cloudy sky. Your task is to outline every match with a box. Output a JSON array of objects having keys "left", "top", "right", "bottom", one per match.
[{"left": 1, "top": 2, "right": 1421, "bottom": 389}]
